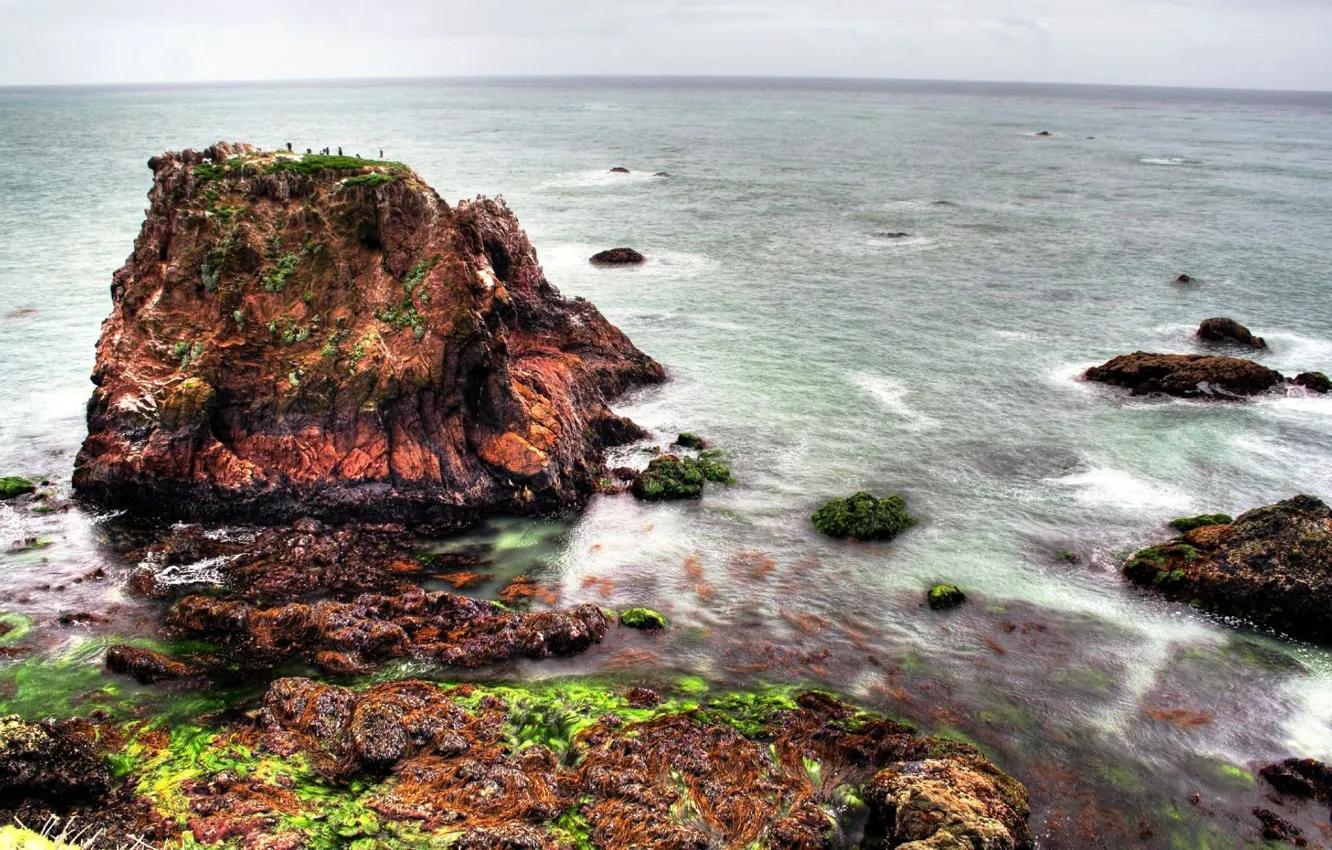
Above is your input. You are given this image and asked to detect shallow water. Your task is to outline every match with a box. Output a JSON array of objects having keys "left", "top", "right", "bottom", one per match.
[{"left": 2, "top": 78, "right": 1332, "bottom": 847}]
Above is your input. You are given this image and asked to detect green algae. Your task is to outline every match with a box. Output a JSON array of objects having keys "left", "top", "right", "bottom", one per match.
[
  {"left": 811, "top": 491, "right": 915, "bottom": 541},
  {"left": 0, "top": 476, "right": 36, "bottom": 500},
  {"left": 1169, "top": 514, "right": 1233, "bottom": 533},
  {"left": 0, "top": 613, "right": 33, "bottom": 646},
  {"left": 619, "top": 608, "right": 667, "bottom": 630},
  {"left": 632, "top": 454, "right": 734, "bottom": 501},
  {"left": 0, "top": 826, "right": 81, "bottom": 850}
]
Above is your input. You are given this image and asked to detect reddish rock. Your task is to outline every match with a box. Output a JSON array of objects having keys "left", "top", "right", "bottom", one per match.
[
  {"left": 105, "top": 645, "right": 206, "bottom": 685},
  {"left": 1084, "top": 352, "right": 1284, "bottom": 399},
  {"left": 164, "top": 587, "right": 609, "bottom": 673},
  {"left": 1197, "top": 317, "right": 1266, "bottom": 349},
  {"left": 73, "top": 144, "right": 662, "bottom": 526}
]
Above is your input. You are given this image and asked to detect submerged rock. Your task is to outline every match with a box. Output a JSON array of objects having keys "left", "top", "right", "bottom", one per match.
[
  {"left": 164, "top": 587, "right": 609, "bottom": 673},
  {"left": 589, "top": 247, "right": 646, "bottom": 265},
  {"left": 1168, "top": 513, "right": 1232, "bottom": 533},
  {"left": 609, "top": 167, "right": 630, "bottom": 174},
  {"left": 812, "top": 491, "right": 916, "bottom": 541},
  {"left": 864, "top": 756, "right": 1031, "bottom": 849},
  {"left": 73, "top": 145, "right": 662, "bottom": 527},
  {"left": 104, "top": 645, "right": 207, "bottom": 685},
  {"left": 1197, "top": 317, "right": 1266, "bottom": 349},
  {"left": 1175, "top": 274, "right": 1193, "bottom": 283},
  {"left": 674, "top": 431, "right": 708, "bottom": 449},
  {"left": 1124, "top": 495, "right": 1332, "bottom": 642},
  {"left": 1083, "top": 352, "right": 1285, "bottom": 399},
  {"left": 0, "top": 716, "right": 110, "bottom": 809}
]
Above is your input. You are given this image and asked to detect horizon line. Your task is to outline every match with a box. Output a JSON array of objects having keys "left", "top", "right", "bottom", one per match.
[{"left": 1, "top": 73, "right": 1330, "bottom": 97}]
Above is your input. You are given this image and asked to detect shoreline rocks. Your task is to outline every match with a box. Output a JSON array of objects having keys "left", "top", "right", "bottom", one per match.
[
  {"left": 50, "top": 678, "right": 1033, "bottom": 849},
  {"left": 589, "top": 247, "right": 645, "bottom": 265},
  {"left": 73, "top": 144, "right": 663, "bottom": 528},
  {"left": 1124, "top": 495, "right": 1332, "bottom": 642},
  {"left": 1197, "top": 317, "right": 1266, "bottom": 349}
]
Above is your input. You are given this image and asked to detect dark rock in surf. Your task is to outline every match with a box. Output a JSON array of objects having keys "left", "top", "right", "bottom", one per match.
[
  {"left": 1259, "top": 758, "right": 1332, "bottom": 802},
  {"left": 1083, "top": 352, "right": 1284, "bottom": 400},
  {"left": 609, "top": 167, "right": 630, "bottom": 174},
  {"left": 1034, "top": 131, "right": 1051, "bottom": 137},
  {"left": 1123, "top": 495, "right": 1332, "bottom": 642},
  {"left": 1296, "top": 372, "right": 1331, "bottom": 394},
  {"left": 652, "top": 172, "right": 670, "bottom": 178},
  {"left": 1175, "top": 274, "right": 1193, "bottom": 283},
  {"left": 1197, "top": 317, "right": 1266, "bottom": 349},
  {"left": 589, "top": 248, "right": 645, "bottom": 266},
  {"left": 873, "top": 231, "right": 911, "bottom": 239}
]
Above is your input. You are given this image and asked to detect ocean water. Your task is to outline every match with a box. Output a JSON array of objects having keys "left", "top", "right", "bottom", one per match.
[{"left": 2, "top": 78, "right": 1332, "bottom": 847}]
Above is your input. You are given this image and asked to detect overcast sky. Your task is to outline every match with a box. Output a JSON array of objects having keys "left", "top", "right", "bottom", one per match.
[{"left": 0, "top": 0, "right": 1328, "bottom": 91}]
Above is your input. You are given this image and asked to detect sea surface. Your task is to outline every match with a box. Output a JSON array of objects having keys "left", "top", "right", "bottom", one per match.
[{"left": 3, "top": 77, "right": 1332, "bottom": 847}]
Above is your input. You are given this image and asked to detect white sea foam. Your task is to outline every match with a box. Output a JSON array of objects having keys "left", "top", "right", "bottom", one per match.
[
  {"left": 850, "top": 373, "right": 937, "bottom": 430},
  {"left": 1140, "top": 156, "right": 1197, "bottom": 166},
  {"left": 535, "top": 169, "right": 664, "bottom": 190},
  {"left": 1044, "top": 467, "right": 1192, "bottom": 513}
]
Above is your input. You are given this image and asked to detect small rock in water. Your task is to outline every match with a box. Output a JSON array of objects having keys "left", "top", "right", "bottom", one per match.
[
  {"left": 1034, "top": 130, "right": 1052, "bottom": 136},
  {"left": 652, "top": 172, "right": 670, "bottom": 178},
  {"left": 928, "top": 584, "right": 967, "bottom": 610},
  {"left": 1175, "top": 273, "right": 1193, "bottom": 283},
  {"left": 1197, "top": 317, "right": 1266, "bottom": 349},
  {"left": 609, "top": 167, "right": 630, "bottom": 174},
  {"left": 619, "top": 608, "right": 668, "bottom": 630},
  {"left": 590, "top": 247, "right": 646, "bottom": 265},
  {"left": 873, "top": 231, "right": 911, "bottom": 239},
  {"left": 1296, "top": 371, "right": 1330, "bottom": 394},
  {"left": 1083, "top": 352, "right": 1284, "bottom": 400}
]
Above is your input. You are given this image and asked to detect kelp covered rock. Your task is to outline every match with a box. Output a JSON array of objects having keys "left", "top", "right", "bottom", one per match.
[
  {"left": 619, "top": 607, "right": 667, "bottom": 630},
  {"left": 0, "top": 716, "right": 110, "bottom": 809},
  {"left": 813, "top": 491, "right": 916, "bottom": 541},
  {"left": 928, "top": 584, "right": 967, "bottom": 610},
  {"left": 0, "top": 476, "right": 36, "bottom": 500},
  {"left": 1124, "top": 495, "right": 1332, "bottom": 642},
  {"left": 90, "top": 678, "right": 1031, "bottom": 849},
  {"left": 163, "top": 587, "right": 609, "bottom": 674},
  {"left": 74, "top": 144, "right": 663, "bottom": 526}
]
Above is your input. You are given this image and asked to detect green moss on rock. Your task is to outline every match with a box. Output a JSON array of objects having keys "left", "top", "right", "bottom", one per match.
[
  {"left": 631, "top": 454, "right": 732, "bottom": 501},
  {"left": 0, "top": 476, "right": 36, "bottom": 500},
  {"left": 812, "top": 491, "right": 916, "bottom": 541},
  {"left": 928, "top": 584, "right": 967, "bottom": 610},
  {"left": 619, "top": 608, "right": 667, "bottom": 630},
  {"left": 674, "top": 432, "right": 707, "bottom": 449},
  {"left": 1169, "top": 514, "right": 1233, "bottom": 533}
]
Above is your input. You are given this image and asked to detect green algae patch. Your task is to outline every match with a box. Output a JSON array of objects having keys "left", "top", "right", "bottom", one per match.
[
  {"left": 0, "top": 826, "right": 81, "bottom": 850},
  {"left": 0, "top": 613, "right": 33, "bottom": 646},
  {"left": 812, "top": 491, "right": 916, "bottom": 541},
  {"left": 0, "top": 476, "right": 36, "bottom": 500},
  {"left": 928, "top": 584, "right": 966, "bottom": 610},
  {"left": 632, "top": 454, "right": 733, "bottom": 501},
  {"left": 1169, "top": 514, "right": 1233, "bottom": 533},
  {"left": 619, "top": 608, "right": 667, "bottom": 630}
]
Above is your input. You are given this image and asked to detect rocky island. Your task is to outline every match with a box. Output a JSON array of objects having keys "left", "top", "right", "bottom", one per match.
[{"left": 73, "top": 143, "right": 663, "bottom": 527}]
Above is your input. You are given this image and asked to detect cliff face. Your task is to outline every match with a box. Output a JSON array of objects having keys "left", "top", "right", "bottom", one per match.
[{"left": 74, "top": 143, "right": 663, "bottom": 525}]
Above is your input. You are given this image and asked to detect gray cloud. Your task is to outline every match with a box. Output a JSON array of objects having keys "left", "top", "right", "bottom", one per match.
[{"left": 0, "top": 0, "right": 1327, "bottom": 89}]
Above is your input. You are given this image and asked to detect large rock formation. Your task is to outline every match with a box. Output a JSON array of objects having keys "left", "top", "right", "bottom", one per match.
[
  {"left": 74, "top": 144, "right": 663, "bottom": 526},
  {"left": 1124, "top": 495, "right": 1332, "bottom": 642},
  {"left": 1084, "top": 352, "right": 1285, "bottom": 399}
]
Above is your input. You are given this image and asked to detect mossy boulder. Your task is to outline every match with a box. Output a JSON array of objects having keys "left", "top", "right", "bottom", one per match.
[
  {"left": 928, "top": 584, "right": 967, "bottom": 610},
  {"left": 0, "top": 716, "right": 110, "bottom": 808},
  {"left": 1169, "top": 513, "right": 1233, "bottom": 533},
  {"left": 631, "top": 454, "right": 732, "bottom": 501},
  {"left": 1125, "top": 495, "right": 1332, "bottom": 642},
  {"left": 0, "top": 476, "right": 36, "bottom": 500},
  {"left": 812, "top": 491, "right": 916, "bottom": 541},
  {"left": 675, "top": 432, "right": 708, "bottom": 449},
  {"left": 620, "top": 608, "right": 668, "bottom": 630}
]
